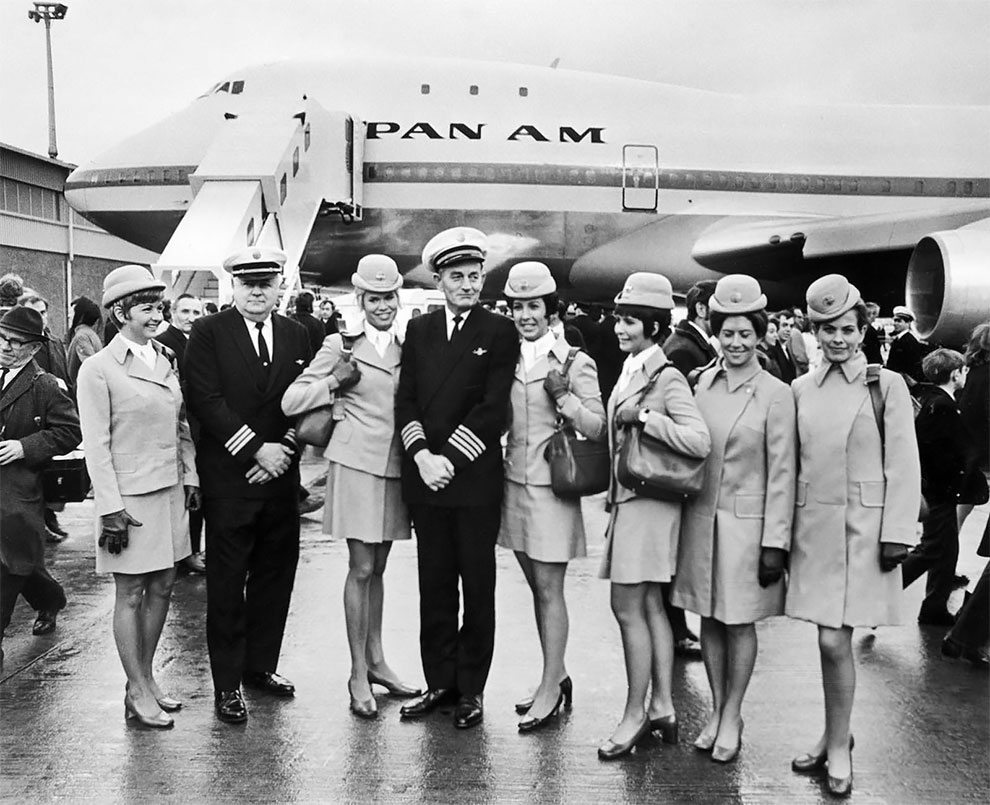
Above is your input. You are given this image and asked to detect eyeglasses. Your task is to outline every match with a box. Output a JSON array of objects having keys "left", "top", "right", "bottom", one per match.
[{"left": 0, "top": 333, "right": 34, "bottom": 349}]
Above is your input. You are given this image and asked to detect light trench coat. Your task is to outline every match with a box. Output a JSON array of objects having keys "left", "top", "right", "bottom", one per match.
[
  {"left": 672, "top": 360, "right": 796, "bottom": 623},
  {"left": 599, "top": 347, "right": 711, "bottom": 581},
  {"left": 503, "top": 337, "right": 606, "bottom": 486},
  {"left": 785, "top": 353, "right": 921, "bottom": 628},
  {"left": 281, "top": 333, "right": 403, "bottom": 478}
]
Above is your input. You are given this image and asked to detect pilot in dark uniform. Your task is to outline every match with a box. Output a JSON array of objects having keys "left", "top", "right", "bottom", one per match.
[
  {"left": 183, "top": 248, "right": 311, "bottom": 724},
  {"left": 396, "top": 227, "right": 519, "bottom": 729},
  {"left": 885, "top": 304, "right": 927, "bottom": 385}
]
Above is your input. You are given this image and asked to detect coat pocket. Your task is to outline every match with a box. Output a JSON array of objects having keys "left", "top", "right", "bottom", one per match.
[
  {"left": 111, "top": 452, "right": 138, "bottom": 474},
  {"left": 795, "top": 481, "right": 808, "bottom": 507},
  {"left": 734, "top": 494, "right": 765, "bottom": 519},
  {"left": 858, "top": 481, "right": 886, "bottom": 508}
]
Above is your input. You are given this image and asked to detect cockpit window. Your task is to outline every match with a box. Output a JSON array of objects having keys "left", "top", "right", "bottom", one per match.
[
  {"left": 231, "top": 80, "right": 245, "bottom": 94},
  {"left": 197, "top": 79, "right": 245, "bottom": 98}
]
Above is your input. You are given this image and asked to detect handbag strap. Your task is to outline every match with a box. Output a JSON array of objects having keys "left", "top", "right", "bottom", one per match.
[
  {"left": 551, "top": 348, "right": 583, "bottom": 431},
  {"left": 866, "top": 362, "right": 885, "bottom": 458}
]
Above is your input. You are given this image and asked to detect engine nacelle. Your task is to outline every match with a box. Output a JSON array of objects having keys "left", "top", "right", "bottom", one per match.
[{"left": 906, "top": 228, "right": 990, "bottom": 346}]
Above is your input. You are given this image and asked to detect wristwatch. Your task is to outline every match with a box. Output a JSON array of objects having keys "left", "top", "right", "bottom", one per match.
[{"left": 638, "top": 408, "right": 650, "bottom": 424}]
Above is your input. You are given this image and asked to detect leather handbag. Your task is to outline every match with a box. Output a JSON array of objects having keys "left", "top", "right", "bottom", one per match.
[
  {"left": 615, "top": 364, "right": 706, "bottom": 501},
  {"left": 41, "top": 450, "right": 90, "bottom": 503},
  {"left": 544, "top": 349, "right": 610, "bottom": 497},
  {"left": 295, "top": 405, "right": 335, "bottom": 448}
]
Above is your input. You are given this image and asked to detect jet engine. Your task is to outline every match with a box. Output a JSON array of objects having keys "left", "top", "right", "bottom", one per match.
[{"left": 906, "top": 225, "right": 990, "bottom": 347}]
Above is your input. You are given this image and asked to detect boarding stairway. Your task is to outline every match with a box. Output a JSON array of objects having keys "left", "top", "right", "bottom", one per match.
[{"left": 153, "top": 99, "right": 363, "bottom": 310}]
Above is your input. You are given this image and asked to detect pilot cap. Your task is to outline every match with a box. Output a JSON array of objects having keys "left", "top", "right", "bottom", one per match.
[
  {"left": 709, "top": 274, "right": 767, "bottom": 315},
  {"left": 352, "top": 254, "right": 403, "bottom": 293},
  {"left": 222, "top": 247, "right": 286, "bottom": 278},
  {"left": 614, "top": 272, "right": 674, "bottom": 311},
  {"left": 805, "top": 274, "right": 862, "bottom": 323},
  {"left": 892, "top": 305, "right": 915, "bottom": 321},
  {"left": 102, "top": 265, "right": 166, "bottom": 308},
  {"left": 0, "top": 306, "right": 47, "bottom": 342},
  {"left": 422, "top": 227, "right": 487, "bottom": 271},
  {"left": 503, "top": 262, "right": 556, "bottom": 299}
]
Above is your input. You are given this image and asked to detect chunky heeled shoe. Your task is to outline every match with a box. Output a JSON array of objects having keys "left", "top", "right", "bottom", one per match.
[
  {"left": 515, "top": 675, "right": 572, "bottom": 714},
  {"left": 711, "top": 721, "right": 743, "bottom": 764},
  {"left": 648, "top": 714, "right": 678, "bottom": 744},
  {"left": 826, "top": 751, "right": 854, "bottom": 798},
  {"left": 518, "top": 690, "right": 564, "bottom": 733},
  {"left": 597, "top": 718, "right": 651, "bottom": 760},
  {"left": 368, "top": 670, "right": 422, "bottom": 698},
  {"left": 791, "top": 734, "right": 854, "bottom": 774},
  {"left": 348, "top": 680, "right": 378, "bottom": 720},
  {"left": 155, "top": 694, "right": 182, "bottom": 712},
  {"left": 124, "top": 693, "right": 174, "bottom": 729}
]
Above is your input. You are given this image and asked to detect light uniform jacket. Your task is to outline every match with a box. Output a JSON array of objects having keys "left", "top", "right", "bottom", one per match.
[
  {"left": 785, "top": 353, "right": 921, "bottom": 628},
  {"left": 601, "top": 348, "right": 710, "bottom": 576},
  {"left": 76, "top": 335, "right": 198, "bottom": 517},
  {"left": 672, "top": 360, "right": 796, "bottom": 623},
  {"left": 503, "top": 337, "right": 606, "bottom": 486},
  {"left": 282, "top": 332, "right": 403, "bottom": 478}
]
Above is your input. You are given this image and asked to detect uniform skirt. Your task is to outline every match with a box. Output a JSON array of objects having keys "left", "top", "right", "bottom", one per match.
[
  {"left": 598, "top": 498, "right": 678, "bottom": 584},
  {"left": 95, "top": 483, "right": 189, "bottom": 575},
  {"left": 324, "top": 462, "right": 410, "bottom": 543},
  {"left": 498, "top": 480, "right": 587, "bottom": 563}
]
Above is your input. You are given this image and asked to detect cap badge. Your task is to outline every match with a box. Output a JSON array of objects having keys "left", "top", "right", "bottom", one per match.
[
  {"left": 457, "top": 232, "right": 466, "bottom": 243},
  {"left": 375, "top": 271, "right": 386, "bottom": 281},
  {"left": 823, "top": 294, "right": 835, "bottom": 306},
  {"left": 730, "top": 292, "right": 742, "bottom": 303},
  {"left": 518, "top": 279, "right": 530, "bottom": 290},
  {"left": 252, "top": 250, "right": 262, "bottom": 260}
]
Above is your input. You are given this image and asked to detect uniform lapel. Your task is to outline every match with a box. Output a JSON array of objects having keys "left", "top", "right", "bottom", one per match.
[
  {"left": 0, "top": 361, "right": 40, "bottom": 416},
  {"left": 419, "top": 308, "right": 484, "bottom": 406},
  {"left": 225, "top": 309, "right": 268, "bottom": 387}
]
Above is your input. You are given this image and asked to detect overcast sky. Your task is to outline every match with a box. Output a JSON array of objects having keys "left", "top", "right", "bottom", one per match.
[{"left": 3, "top": 0, "right": 988, "bottom": 165}]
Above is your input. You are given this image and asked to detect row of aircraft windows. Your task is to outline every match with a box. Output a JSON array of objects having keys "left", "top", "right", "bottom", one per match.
[{"left": 420, "top": 84, "right": 528, "bottom": 97}]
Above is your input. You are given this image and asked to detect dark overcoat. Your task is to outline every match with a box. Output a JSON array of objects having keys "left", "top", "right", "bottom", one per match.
[
  {"left": 663, "top": 320, "right": 717, "bottom": 377},
  {"left": 0, "top": 362, "right": 81, "bottom": 574}
]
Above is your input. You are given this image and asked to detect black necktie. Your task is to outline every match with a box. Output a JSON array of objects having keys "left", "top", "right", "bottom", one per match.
[
  {"left": 451, "top": 314, "right": 463, "bottom": 342},
  {"left": 255, "top": 322, "right": 270, "bottom": 371},
  {"left": 0, "top": 368, "right": 8, "bottom": 396}
]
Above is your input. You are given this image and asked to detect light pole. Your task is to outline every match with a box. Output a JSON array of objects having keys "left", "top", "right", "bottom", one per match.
[{"left": 27, "top": 2, "right": 68, "bottom": 160}]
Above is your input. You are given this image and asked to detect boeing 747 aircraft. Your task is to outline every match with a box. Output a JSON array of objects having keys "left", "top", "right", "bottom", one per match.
[{"left": 64, "top": 55, "right": 990, "bottom": 344}]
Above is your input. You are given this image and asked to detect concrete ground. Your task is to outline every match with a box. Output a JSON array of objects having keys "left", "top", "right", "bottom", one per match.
[{"left": 2, "top": 456, "right": 988, "bottom": 804}]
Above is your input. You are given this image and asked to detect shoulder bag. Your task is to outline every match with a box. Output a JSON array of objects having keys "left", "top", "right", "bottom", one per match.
[
  {"left": 616, "top": 363, "right": 706, "bottom": 501},
  {"left": 544, "top": 349, "right": 610, "bottom": 498},
  {"left": 296, "top": 333, "right": 358, "bottom": 448}
]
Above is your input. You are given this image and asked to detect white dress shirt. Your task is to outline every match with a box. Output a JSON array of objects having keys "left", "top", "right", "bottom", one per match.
[
  {"left": 363, "top": 321, "right": 394, "bottom": 358},
  {"left": 520, "top": 331, "right": 556, "bottom": 372},
  {"left": 616, "top": 343, "right": 661, "bottom": 393},
  {"left": 444, "top": 307, "right": 472, "bottom": 340},
  {"left": 118, "top": 334, "right": 158, "bottom": 369},
  {"left": 242, "top": 315, "right": 273, "bottom": 357}
]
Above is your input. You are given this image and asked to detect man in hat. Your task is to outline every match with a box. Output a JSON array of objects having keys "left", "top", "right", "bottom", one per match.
[
  {"left": 183, "top": 248, "right": 312, "bottom": 724},
  {"left": 395, "top": 227, "right": 519, "bottom": 729},
  {"left": 885, "top": 305, "right": 927, "bottom": 385},
  {"left": 0, "top": 307, "right": 81, "bottom": 666}
]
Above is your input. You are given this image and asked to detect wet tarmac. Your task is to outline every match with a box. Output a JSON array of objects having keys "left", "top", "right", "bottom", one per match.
[{"left": 2, "top": 455, "right": 988, "bottom": 804}]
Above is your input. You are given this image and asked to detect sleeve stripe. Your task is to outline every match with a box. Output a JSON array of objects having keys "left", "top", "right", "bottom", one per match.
[
  {"left": 225, "top": 425, "right": 256, "bottom": 455},
  {"left": 282, "top": 428, "right": 298, "bottom": 446},
  {"left": 401, "top": 421, "right": 426, "bottom": 449},
  {"left": 448, "top": 426, "right": 485, "bottom": 461}
]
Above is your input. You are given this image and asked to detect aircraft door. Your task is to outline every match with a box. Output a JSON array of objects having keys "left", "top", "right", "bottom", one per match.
[{"left": 622, "top": 145, "right": 658, "bottom": 212}]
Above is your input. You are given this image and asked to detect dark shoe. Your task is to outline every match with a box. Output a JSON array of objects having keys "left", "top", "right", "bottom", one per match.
[
  {"left": 244, "top": 670, "right": 295, "bottom": 697},
  {"left": 942, "top": 636, "right": 990, "bottom": 669},
  {"left": 181, "top": 552, "right": 206, "bottom": 574},
  {"left": 400, "top": 688, "right": 457, "bottom": 719},
  {"left": 597, "top": 718, "right": 651, "bottom": 760},
  {"left": 515, "top": 675, "right": 572, "bottom": 715},
  {"left": 32, "top": 609, "right": 59, "bottom": 636},
  {"left": 454, "top": 694, "right": 484, "bottom": 729},
  {"left": 518, "top": 690, "right": 564, "bottom": 733},
  {"left": 368, "top": 670, "right": 422, "bottom": 698},
  {"left": 298, "top": 495, "right": 325, "bottom": 515},
  {"left": 953, "top": 574, "right": 970, "bottom": 588},
  {"left": 918, "top": 609, "right": 956, "bottom": 627},
  {"left": 711, "top": 720, "right": 743, "bottom": 763},
  {"left": 125, "top": 693, "right": 174, "bottom": 729},
  {"left": 649, "top": 713, "right": 678, "bottom": 744},
  {"left": 215, "top": 690, "right": 248, "bottom": 724},
  {"left": 348, "top": 680, "right": 378, "bottom": 719},
  {"left": 44, "top": 510, "right": 68, "bottom": 542},
  {"left": 674, "top": 636, "right": 702, "bottom": 658},
  {"left": 792, "top": 735, "right": 854, "bottom": 774}
]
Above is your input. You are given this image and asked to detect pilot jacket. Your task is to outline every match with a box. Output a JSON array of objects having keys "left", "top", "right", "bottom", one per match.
[
  {"left": 0, "top": 362, "right": 81, "bottom": 575},
  {"left": 184, "top": 308, "right": 311, "bottom": 499},
  {"left": 885, "top": 330, "right": 926, "bottom": 385},
  {"left": 672, "top": 361, "right": 796, "bottom": 624},
  {"left": 600, "top": 348, "right": 711, "bottom": 582},
  {"left": 503, "top": 338, "right": 606, "bottom": 487},
  {"left": 785, "top": 354, "right": 921, "bottom": 629},
  {"left": 662, "top": 320, "right": 717, "bottom": 378},
  {"left": 76, "top": 336, "right": 197, "bottom": 518},
  {"left": 396, "top": 306, "right": 519, "bottom": 506},
  {"left": 282, "top": 332, "right": 403, "bottom": 478}
]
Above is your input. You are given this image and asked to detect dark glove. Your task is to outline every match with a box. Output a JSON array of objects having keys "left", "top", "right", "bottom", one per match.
[
  {"left": 615, "top": 407, "right": 643, "bottom": 427},
  {"left": 329, "top": 359, "right": 361, "bottom": 391},
  {"left": 880, "top": 542, "right": 910, "bottom": 572},
  {"left": 98, "top": 510, "right": 142, "bottom": 555},
  {"left": 758, "top": 547, "right": 788, "bottom": 588},
  {"left": 543, "top": 369, "right": 569, "bottom": 402},
  {"left": 184, "top": 485, "right": 202, "bottom": 512}
]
